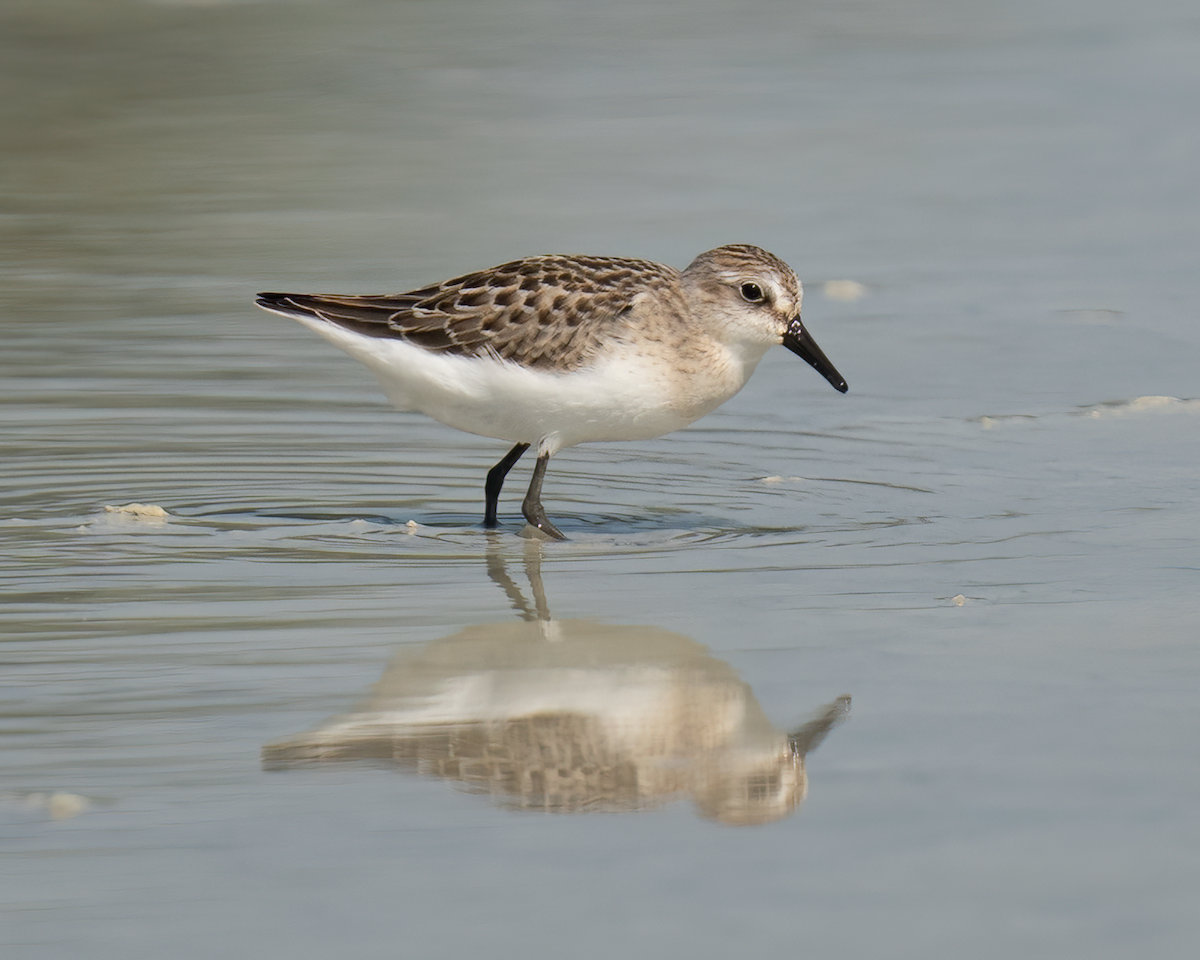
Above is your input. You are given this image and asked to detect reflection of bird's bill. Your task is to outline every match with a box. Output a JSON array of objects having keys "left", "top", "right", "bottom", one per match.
[{"left": 789, "top": 694, "right": 852, "bottom": 757}]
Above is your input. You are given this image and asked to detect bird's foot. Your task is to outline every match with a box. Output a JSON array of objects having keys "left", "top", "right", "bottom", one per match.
[{"left": 520, "top": 502, "right": 567, "bottom": 541}]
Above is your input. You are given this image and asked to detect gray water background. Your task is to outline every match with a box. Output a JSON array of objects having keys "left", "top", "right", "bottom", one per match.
[{"left": 2, "top": 0, "right": 1199, "bottom": 957}]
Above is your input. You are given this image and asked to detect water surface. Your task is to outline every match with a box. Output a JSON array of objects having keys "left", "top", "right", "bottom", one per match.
[{"left": 3, "top": 1, "right": 1199, "bottom": 958}]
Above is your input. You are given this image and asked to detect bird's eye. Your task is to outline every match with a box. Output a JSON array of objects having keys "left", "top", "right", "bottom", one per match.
[{"left": 740, "top": 282, "right": 766, "bottom": 303}]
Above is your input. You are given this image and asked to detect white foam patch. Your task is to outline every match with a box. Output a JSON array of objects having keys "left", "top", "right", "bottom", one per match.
[
  {"left": 78, "top": 503, "right": 171, "bottom": 532},
  {"left": 822, "top": 280, "right": 868, "bottom": 302},
  {"left": 980, "top": 396, "right": 1199, "bottom": 428},
  {"left": 1080, "top": 396, "right": 1199, "bottom": 418},
  {"left": 5, "top": 792, "right": 91, "bottom": 821},
  {"left": 105, "top": 502, "right": 170, "bottom": 519}
]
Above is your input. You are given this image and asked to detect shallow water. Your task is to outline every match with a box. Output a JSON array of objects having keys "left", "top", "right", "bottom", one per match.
[{"left": 3, "top": 1, "right": 1199, "bottom": 957}]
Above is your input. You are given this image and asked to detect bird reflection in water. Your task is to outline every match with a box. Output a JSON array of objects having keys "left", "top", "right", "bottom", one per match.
[{"left": 263, "top": 547, "right": 849, "bottom": 825}]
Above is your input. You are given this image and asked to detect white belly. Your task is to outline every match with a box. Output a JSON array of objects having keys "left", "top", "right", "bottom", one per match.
[{"left": 296, "top": 316, "right": 757, "bottom": 457}]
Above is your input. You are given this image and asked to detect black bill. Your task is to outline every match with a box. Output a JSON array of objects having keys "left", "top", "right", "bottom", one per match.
[{"left": 782, "top": 315, "right": 848, "bottom": 393}]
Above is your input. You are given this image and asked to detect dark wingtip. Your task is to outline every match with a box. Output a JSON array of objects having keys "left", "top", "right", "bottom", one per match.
[{"left": 255, "top": 292, "right": 289, "bottom": 309}]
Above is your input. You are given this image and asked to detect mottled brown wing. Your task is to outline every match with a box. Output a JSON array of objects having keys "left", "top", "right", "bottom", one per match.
[{"left": 257, "top": 255, "right": 681, "bottom": 371}]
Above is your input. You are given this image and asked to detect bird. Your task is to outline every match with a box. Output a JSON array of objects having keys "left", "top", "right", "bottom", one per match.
[{"left": 256, "top": 244, "right": 848, "bottom": 540}]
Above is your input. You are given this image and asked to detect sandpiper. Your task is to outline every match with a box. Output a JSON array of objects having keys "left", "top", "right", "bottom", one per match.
[{"left": 257, "top": 244, "right": 848, "bottom": 539}]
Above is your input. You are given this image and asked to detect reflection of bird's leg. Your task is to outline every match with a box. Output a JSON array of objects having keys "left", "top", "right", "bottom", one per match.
[
  {"left": 522, "top": 538, "right": 551, "bottom": 622},
  {"left": 789, "top": 695, "right": 852, "bottom": 758},
  {"left": 484, "top": 544, "right": 537, "bottom": 621},
  {"left": 521, "top": 452, "right": 566, "bottom": 541},
  {"left": 483, "top": 535, "right": 553, "bottom": 623},
  {"left": 484, "top": 442, "right": 529, "bottom": 527}
]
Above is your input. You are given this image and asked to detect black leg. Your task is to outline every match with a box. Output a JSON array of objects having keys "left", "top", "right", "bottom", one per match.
[
  {"left": 521, "top": 452, "right": 566, "bottom": 541},
  {"left": 484, "top": 442, "right": 530, "bottom": 527}
]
